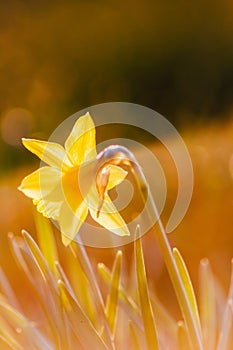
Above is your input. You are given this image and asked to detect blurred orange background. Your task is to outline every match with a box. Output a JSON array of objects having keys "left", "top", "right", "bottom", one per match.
[{"left": 0, "top": 0, "right": 233, "bottom": 317}]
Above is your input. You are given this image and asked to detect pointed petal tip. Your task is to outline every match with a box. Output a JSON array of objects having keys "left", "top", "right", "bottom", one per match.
[
  {"left": 21, "top": 138, "right": 28, "bottom": 148},
  {"left": 81, "top": 111, "right": 92, "bottom": 120},
  {"left": 21, "top": 137, "right": 33, "bottom": 146},
  {"left": 77, "top": 111, "right": 93, "bottom": 124},
  {"left": 84, "top": 111, "right": 91, "bottom": 117}
]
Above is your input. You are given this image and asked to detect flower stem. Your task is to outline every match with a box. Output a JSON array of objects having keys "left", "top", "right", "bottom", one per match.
[
  {"left": 134, "top": 162, "right": 203, "bottom": 350},
  {"left": 97, "top": 145, "right": 203, "bottom": 350}
]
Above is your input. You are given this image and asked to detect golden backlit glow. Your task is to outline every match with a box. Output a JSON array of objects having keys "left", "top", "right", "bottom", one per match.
[{"left": 18, "top": 112, "right": 129, "bottom": 246}]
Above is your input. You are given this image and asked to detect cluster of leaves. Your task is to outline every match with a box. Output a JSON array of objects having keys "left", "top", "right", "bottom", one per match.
[{"left": 0, "top": 214, "right": 232, "bottom": 350}]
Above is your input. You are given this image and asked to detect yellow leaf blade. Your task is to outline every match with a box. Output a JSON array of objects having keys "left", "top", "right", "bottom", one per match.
[
  {"left": 58, "top": 280, "right": 108, "bottom": 350},
  {"left": 35, "top": 211, "right": 58, "bottom": 277},
  {"left": 97, "top": 263, "right": 141, "bottom": 327},
  {"left": 173, "top": 248, "right": 202, "bottom": 338},
  {"left": 135, "top": 226, "right": 159, "bottom": 350},
  {"left": 177, "top": 321, "right": 191, "bottom": 350},
  {"left": 105, "top": 250, "right": 122, "bottom": 335}
]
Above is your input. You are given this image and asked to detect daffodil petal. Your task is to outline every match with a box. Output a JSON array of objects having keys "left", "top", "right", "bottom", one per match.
[
  {"left": 65, "top": 112, "right": 97, "bottom": 166},
  {"left": 33, "top": 184, "right": 64, "bottom": 220},
  {"left": 59, "top": 201, "right": 88, "bottom": 246},
  {"left": 18, "top": 166, "right": 61, "bottom": 200},
  {"left": 22, "top": 138, "right": 72, "bottom": 170},
  {"left": 107, "top": 165, "right": 128, "bottom": 190},
  {"left": 87, "top": 186, "right": 130, "bottom": 237},
  {"left": 34, "top": 198, "right": 63, "bottom": 220}
]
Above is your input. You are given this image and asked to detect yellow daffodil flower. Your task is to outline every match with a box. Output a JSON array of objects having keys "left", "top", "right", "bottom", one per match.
[{"left": 18, "top": 112, "right": 130, "bottom": 246}]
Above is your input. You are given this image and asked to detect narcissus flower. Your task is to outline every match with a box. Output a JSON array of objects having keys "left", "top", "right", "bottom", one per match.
[{"left": 18, "top": 112, "right": 130, "bottom": 245}]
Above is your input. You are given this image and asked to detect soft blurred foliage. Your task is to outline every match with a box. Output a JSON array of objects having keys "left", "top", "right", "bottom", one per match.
[
  {"left": 0, "top": 0, "right": 233, "bottom": 334},
  {"left": 1, "top": 118, "right": 233, "bottom": 318}
]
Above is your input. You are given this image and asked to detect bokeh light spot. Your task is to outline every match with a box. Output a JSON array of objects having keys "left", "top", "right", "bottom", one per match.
[{"left": 1, "top": 107, "right": 33, "bottom": 146}]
